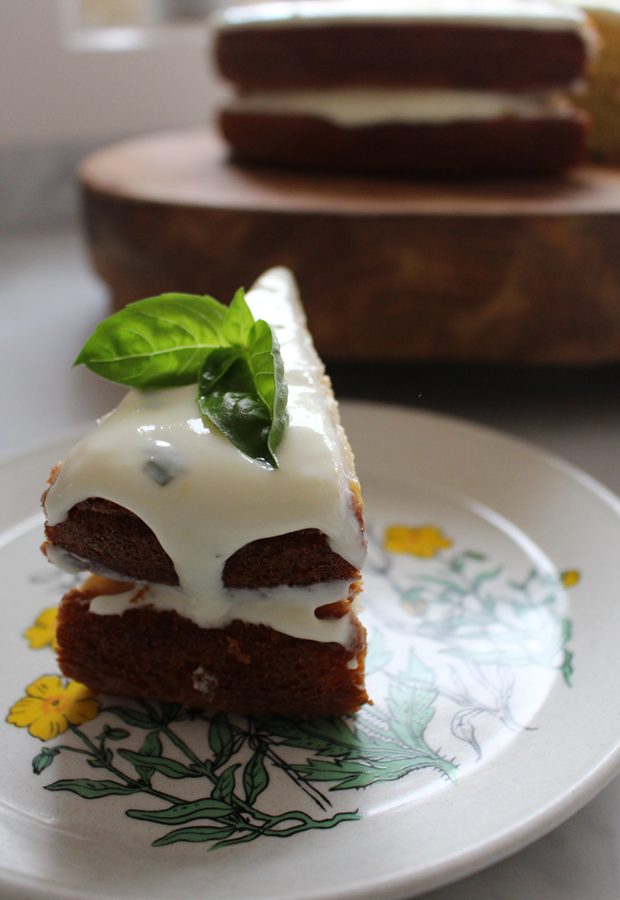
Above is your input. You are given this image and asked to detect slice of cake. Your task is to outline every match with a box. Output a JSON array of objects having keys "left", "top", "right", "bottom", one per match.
[
  {"left": 212, "top": 0, "right": 597, "bottom": 176},
  {"left": 42, "top": 268, "right": 368, "bottom": 715},
  {"left": 570, "top": 1, "right": 620, "bottom": 163}
]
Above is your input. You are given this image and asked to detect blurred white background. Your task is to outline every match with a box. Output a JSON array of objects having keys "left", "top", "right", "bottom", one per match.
[
  {"left": 1, "top": 0, "right": 214, "bottom": 152},
  {"left": 0, "top": 0, "right": 230, "bottom": 451}
]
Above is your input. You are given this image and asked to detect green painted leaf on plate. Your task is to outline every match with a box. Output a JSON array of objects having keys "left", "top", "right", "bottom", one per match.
[
  {"left": 243, "top": 749, "right": 269, "bottom": 805},
  {"left": 105, "top": 706, "right": 159, "bottom": 729},
  {"left": 118, "top": 749, "right": 198, "bottom": 780},
  {"left": 152, "top": 826, "right": 236, "bottom": 847},
  {"left": 211, "top": 764, "right": 240, "bottom": 804},
  {"left": 208, "top": 714, "right": 234, "bottom": 769},
  {"left": 127, "top": 798, "right": 235, "bottom": 825},
  {"left": 45, "top": 779, "right": 141, "bottom": 798},
  {"left": 32, "top": 747, "right": 59, "bottom": 775}
]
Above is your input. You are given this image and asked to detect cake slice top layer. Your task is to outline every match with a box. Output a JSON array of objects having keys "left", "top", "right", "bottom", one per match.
[{"left": 44, "top": 268, "right": 366, "bottom": 640}]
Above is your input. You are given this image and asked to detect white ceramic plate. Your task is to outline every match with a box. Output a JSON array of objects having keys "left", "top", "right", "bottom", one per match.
[{"left": 2, "top": 402, "right": 620, "bottom": 900}]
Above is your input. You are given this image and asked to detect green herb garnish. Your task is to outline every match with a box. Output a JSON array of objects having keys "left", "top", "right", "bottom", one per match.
[{"left": 75, "top": 288, "right": 288, "bottom": 468}]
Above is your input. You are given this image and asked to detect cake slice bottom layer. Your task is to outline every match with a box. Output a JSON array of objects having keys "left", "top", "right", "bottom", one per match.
[{"left": 56, "top": 576, "right": 368, "bottom": 716}]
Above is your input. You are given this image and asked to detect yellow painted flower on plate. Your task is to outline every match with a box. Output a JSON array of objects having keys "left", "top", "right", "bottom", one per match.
[
  {"left": 384, "top": 525, "right": 453, "bottom": 558},
  {"left": 561, "top": 569, "right": 581, "bottom": 589},
  {"left": 24, "top": 606, "right": 58, "bottom": 650},
  {"left": 7, "top": 675, "right": 99, "bottom": 741}
]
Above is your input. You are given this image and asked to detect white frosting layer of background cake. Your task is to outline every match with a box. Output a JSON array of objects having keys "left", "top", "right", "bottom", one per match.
[
  {"left": 227, "top": 88, "right": 575, "bottom": 126},
  {"left": 45, "top": 268, "right": 366, "bottom": 645},
  {"left": 213, "top": 0, "right": 593, "bottom": 34}
]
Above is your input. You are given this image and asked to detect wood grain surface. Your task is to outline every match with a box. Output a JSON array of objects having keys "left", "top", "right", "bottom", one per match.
[{"left": 79, "top": 127, "right": 620, "bottom": 363}]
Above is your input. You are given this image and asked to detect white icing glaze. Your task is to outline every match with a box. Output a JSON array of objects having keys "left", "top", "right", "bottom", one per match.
[
  {"left": 45, "top": 544, "right": 89, "bottom": 575},
  {"left": 45, "top": 268, "right": 365, "bottom": 646},
  {"left": 227, "top": 88, "right": 575, "bottom": 126},
  {"left": 212, "top": 0, "right": 593, "bottom": 35}
]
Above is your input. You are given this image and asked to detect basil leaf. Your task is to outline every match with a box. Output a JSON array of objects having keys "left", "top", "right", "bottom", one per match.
[
  {"left": 223, "top": 288, "right": 254, "bottom": 347},
  {"left": 74, "top": 283, "right": 289, "bottom": 465},
  {"left": 248, "top": 320, "right": 288, "bottom": 462},
  {"left": 74, "top": 293, "right": 227, "bottom": 388},
  {"left": 197, "top": 322, "right": 288, "bottom": 468}
]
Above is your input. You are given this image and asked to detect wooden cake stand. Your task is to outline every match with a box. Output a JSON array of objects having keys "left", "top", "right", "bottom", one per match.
[{"left": 79, "top": 127, "right": 620, "bottom": 363}]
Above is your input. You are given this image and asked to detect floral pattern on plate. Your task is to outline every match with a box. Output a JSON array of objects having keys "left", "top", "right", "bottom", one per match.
[{"left": 6, "top": 523, "right": 577, "bottom": 849}]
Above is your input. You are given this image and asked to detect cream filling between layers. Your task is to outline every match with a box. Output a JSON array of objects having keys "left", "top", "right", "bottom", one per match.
[
  {"left": 45, "top": 268, "right": 366, "bottom": 647},
  {"left": 227, "top": 88, "right": 576, "bottom": 126},
  {"left": 87, "top": 581, "right": 359, "bottom": 645}
]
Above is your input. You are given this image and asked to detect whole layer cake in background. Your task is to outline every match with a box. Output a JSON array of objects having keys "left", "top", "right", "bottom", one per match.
[
  {"left": 212, "top": 0, "right": 597, "bottom": 176},
  {"left": 42, "top": 268, "right": 368, "bottom": 716},
  {"left": 571, "top": 1, "right": 620, "bottom": 163}
]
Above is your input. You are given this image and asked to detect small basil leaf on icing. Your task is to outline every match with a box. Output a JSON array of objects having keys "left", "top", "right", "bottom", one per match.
[
  {"left": 248, "top": 319, "right": 288, "bottom": 464},
  {"left": 197, "top": 322, "right": 288, "bottom": 468},
  {"left": 74, "top": 293, "right": 228, "bottom": 388},
  {"left": 223, "top": 287, "right": 255, "bottom": 347}
]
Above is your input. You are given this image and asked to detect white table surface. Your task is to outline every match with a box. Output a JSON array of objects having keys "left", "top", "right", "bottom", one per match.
[{"left": 2, "top": 228, "right": 620, "bottom": 900}]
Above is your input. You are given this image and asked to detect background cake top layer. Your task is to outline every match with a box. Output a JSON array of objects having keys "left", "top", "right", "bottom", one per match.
[{"left": 213, "top": 0, "right": 593, "bottom": 34}]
